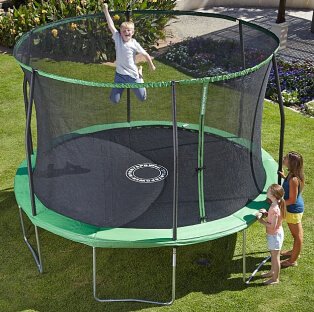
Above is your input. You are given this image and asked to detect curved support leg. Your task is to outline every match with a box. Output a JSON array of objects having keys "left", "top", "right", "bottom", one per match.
[
  {"left": 18, "top": 207, "right": 43, "bottom": 273},
  {"left": 92, "top": 247, "right": 176, "bottom": 305},
  {"left": 246, "top": 255, "right": 271, "bottom": 285}
]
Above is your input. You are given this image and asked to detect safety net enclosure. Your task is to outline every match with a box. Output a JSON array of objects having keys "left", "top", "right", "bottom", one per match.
[{"left": 14, "top": 10, "right": 280, "bottom": 249}]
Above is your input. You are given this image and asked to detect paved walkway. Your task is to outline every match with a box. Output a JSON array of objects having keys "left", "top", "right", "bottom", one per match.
[{"left": 195, "top": 7, "right": 314, "bottom": 62}]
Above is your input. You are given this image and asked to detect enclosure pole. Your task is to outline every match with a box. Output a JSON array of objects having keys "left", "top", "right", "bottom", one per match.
[
  {"left": 126, "top": 6, "right": 131, "bottom": 123},
  {"left": 25, "top": 69, "right": 37, "bottom": 216},
  {"left": 171, "top": 81, "right": 178, "bottom": 241},
  {"left": 171, "top": 80, "right": 178, "bottom": 303},
  {"left": 238, "top": 20, "right": 246, "bottom": 138},
  {"left": 242, "top": 229, "right": 247, "bottom": 283},
  {"left": 198, "top": 83, "right": 209, "bottom": 223},
  {"left": 23, "top": 75, "right": 34, "bottom": 154},
  {"left": 272, "top": 56, "right": 285, "bottom": 185},
  {"left": 239, "top": 21, "right": 246, "bottom": 70}
]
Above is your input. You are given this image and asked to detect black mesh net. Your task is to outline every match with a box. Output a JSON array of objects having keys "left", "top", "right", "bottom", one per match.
[{"left": 15, "top": 12, "right": 278, "bottom": 228}]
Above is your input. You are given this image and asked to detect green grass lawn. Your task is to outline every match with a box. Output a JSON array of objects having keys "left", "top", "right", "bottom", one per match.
[{"left": 0, "top": 52, "right": 313, "bottom": 312}]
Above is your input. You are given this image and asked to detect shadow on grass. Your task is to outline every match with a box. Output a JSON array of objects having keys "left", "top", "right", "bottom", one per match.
[
  {"left": 0, "top": 196, "right": 271, "bottom": 312},
  {"left": 0, "top": 187, "right": 14, "bottom": 204}
]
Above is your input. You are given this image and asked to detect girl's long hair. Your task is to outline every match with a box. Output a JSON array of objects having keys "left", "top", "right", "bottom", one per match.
[
  {"left": 286, "top": 151, "right": 305, "bottom": 192},
  {"left": 269, "top": 184, "right": 286, "bottom": 219}
]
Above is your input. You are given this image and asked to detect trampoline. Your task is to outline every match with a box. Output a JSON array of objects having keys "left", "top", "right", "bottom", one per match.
[{"left": 13, "top": 9, "right": 285, "bottom": 305}]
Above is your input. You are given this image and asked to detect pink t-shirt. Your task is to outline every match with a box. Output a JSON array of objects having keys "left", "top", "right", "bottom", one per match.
[{"left": 266, "top": 203, "right": 283, "bottom": 235}]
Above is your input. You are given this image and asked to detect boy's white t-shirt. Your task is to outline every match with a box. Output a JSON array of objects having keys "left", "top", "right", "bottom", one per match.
[{"left": 112, "top": 31, "right": 146, "bottom": 79}]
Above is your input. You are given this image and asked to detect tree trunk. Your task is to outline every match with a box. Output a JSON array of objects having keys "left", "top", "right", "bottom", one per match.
[{"left": 276, "top": 0, "right": 287, "bottom": 24}]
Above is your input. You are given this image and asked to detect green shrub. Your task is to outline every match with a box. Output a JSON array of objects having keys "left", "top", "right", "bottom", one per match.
[{"left": 0, "top": 0, "right": 176, "bottom": 49}]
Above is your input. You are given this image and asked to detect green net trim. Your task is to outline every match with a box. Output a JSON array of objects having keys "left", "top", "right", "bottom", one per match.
[{"left": 13, "top": 10, "right": 279, "bottom": 88}]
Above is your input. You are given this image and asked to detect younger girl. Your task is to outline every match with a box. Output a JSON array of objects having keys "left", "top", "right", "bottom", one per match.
[
  {"left": 256, "top": 184, "right": 286, "bottom": 285},
  {"left": 279, "top": 151, "right": 305, "bottom": 268}
]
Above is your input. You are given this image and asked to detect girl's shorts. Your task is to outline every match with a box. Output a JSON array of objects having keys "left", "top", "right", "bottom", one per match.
[
  {"left": 286, "top": 212, "right": 303, "bottom": 224},
  {"left": 267, "top": 231, "right": 284, "bottom": 251}
]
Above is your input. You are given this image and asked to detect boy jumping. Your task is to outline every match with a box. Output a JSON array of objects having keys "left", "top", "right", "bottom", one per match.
[{"left": 103, "top": 2, "right": 156, "bottom": 104}]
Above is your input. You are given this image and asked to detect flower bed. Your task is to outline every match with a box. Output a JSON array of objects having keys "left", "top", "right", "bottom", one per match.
[
  {"left": 157, "top": 37, "right": 266, "bottom": 77},
  {"left": 157, "top": 37, "right": 314, "bottom": 115},
  {"left": 266, "top": 58, "right": 314, "bottom": 114}
]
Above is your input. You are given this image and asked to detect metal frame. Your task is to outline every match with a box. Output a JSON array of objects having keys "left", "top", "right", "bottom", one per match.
[
  {"left": 271, "top": 56, "right": 285, "bottom": 184},
  {"left": 18, "top": 206, "right": 43, "bottom": 273}
]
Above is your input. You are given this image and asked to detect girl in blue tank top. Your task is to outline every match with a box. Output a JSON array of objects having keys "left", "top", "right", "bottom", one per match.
[{"left": 279, "top": 151, "right": 305, "bottom": 268}]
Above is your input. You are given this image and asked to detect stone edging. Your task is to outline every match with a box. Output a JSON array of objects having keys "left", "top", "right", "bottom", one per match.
[{"left": 264, "top": 99, "right": 314, "bottom": 118}]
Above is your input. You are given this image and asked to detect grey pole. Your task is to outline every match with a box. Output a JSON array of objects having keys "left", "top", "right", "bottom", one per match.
[
  {"left": 18, "top": 207, "right": 43, "bottom": 273},
  {"left": 242, "top": 229, "right": 246, "bottom": 283}
]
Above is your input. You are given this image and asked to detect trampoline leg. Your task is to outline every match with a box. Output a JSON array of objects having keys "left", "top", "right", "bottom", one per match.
[
  {"left": 242, "top": 229, "right": 246, "bottom": 283},
  {"left": 18, "top": 207, "right": 43, "bottom": 273},
  {"left": 92, "top": 247, "right": 176, "bottom": 305}
]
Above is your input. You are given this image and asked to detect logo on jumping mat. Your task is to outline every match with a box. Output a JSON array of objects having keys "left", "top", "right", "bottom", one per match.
[{"left": 126, "top": 163, "right": 168, "bottom": 183}]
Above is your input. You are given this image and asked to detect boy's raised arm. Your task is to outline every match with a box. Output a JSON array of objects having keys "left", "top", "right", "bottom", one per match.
[{"left": 103, "top": 2, "right": 117, "bottom": 35}]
